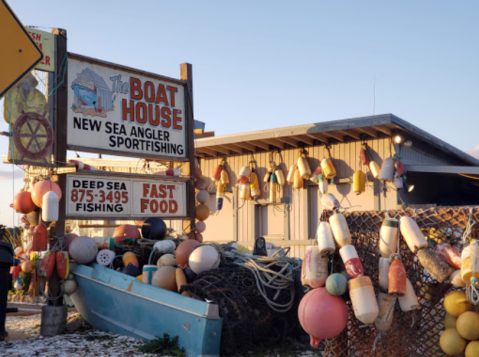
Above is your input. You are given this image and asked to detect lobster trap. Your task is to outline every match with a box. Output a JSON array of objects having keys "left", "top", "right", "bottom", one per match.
[{"left": 323, "top": 206, "right": 479, "bottom": 357}]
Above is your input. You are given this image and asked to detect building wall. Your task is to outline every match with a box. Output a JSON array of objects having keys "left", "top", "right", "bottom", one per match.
[{"left": 198, "top": 136, "right": 449, "bottom": 259}]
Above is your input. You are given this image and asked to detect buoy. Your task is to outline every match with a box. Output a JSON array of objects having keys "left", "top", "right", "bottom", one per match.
[
  {"left": 250, "top": 171, "right": 261, "bottom": 199},
  {"left": 435, "top": 242, "right": 461, "bottom": 270},
  {"left": 378, "top": 157, "right": 395, "bottom": 182},
  {"left": 360, "top": 147, "right": 370, "bottom": 165},
  {"left": 394, "top": 159, "right": 406, "bottom": 177},
  {"left": 399, "top": 216, "right": 428, "bottom": 253},
  {"left": 153, "top": 240, "right": 176, "bottom": 254},
  {"left": 31, "top": 180, "right": 62, "bottom": 208},
  {"left": 92, "top": 236, "right": 115, "bottom": 250},
  {"left": 298, "top": 288, "right": 348, "bottom": 347},
  {"left": 176, "top": 268, "right": 190, "bottom": 296},
  {"left": 449, "top": 270, "right": 466, "bottom": 287},
  {"left": 216, "top": 182, "right": 225, "bottom": 212},
  {"left": 176, "top": 240, "right": 200, "bottom": 268},
  {"left": 13, "top": 191, "right": 36, "bottom": 214},
  {"left": 374, "top": 292, "right": 395, "bottom": 332},
  {"left": 348, "top": 276, "right": 379, "bottom": 324},
  {"left": 195, "top": 190, "right": 209, "bottom": 204},
  {"left": 339, "top": 245, "right": 364, "bottom": 278},
  {"left": 444, "top": 291, "right": 471, "bottom": 317},
  {"left": 123, "top": 264, "right": 140, "bottom": 277},
  {"left": 466, "top": 341, "right": 479, "bottom": 357},
  {"left": 417, "top": 248, "right": 453, "bottom": 283},
  {"left": 264, "top": 165, "right": 273, "bottom": 183},
  {"left": 195, "top": 221, "right": 206, "bottom": 233},
  {"left": 444, "top": 314, "right": 457, "bottom": 329},
  {"left": 65, "top": 233, "right": 78, "bottom": 249},
  {"left": 310, "top": 165, "right": 322, "bottom": 183},
  {"left": 14, "top": 278, "right": 23, "bottom": 290},
  {"left": 388, "top": 259, "right": 407, "bottom": 296},
  {"left": 398, "top": 278, "right": 418, "bottom": 312},
  {"left": 316, "top": 221, "right": 335, "bottom": 257},
  {"left": 64, "top": 279, "right": 78, "bottom": 295},
  {"left": 21, "top": 260, "right": 32, "bottom": 274},
  {"left": 440, "top": 328, "right": 467, "bottom": 356},
  {"left": 329, "top": 212, "right": 351, "bottom": 247},
  {"left": 378, "top": 258, "right": 390, "bottom": 291},
  {"left": 302, "top": 246, "right": 329, "bottom": 288},
  {"left": 287, "top": 164, "right": 297, "bottom": 184},
  {"left": 298, "top": 155, "right": 312, "bottom": 180},
  {"left": 369, "top": 161, "right": 381, "bottom": 179},
  {"left": 293, "top": 168, "right": 303, "bottom": 189},
  {"left": 379, "top": 217, "right": 399, "bottom": 258},
  {"left": 238, "top": 166, "right": 251, "bottom": 185},
  {"left": 195, "top": 204, "right": 210, "bottom": 221},
  {"left": 325, "top": 273, "right": 348, "bottom": 296},
  {"left": 10, "top": 265, "right": 21, "bottom": 280},
  {"left": 456, "top": 311, "right": 479, "bottom": 340},
  {"left": 462, "top": 241, "right": 479, "bottom": 283},
  {"left": 320, "top": 158, "right": 336, "bottom": 179},
  {"left": 38, "top": 250, "right": 55, "bottom": 278},
  {"left": 194, "top": 167, "right": 202, "bottom": 179},
  {"left": 239, "top": 183, "right": 251, "bottom": 201},
  {"left": 152, "top": 266, "right": 177, "bottom": 292},
  {"left": 123, "top": 252, "right": 139, "bottom": 267},
  {"left": 321, "top": 193, "right": 340, "bottom": 211},
  {"left": 318, "top": 174, "right": 328, "bottom": 194},
  {"left": 165, "top": 168, "right": 175, "bottom": 176},
  {"left": 195, "top": 178, "right": 207, "bottom": 190},
  {"left": 353, "top": 170, "right": 366, "bottom": 194},
  {"left": 69, "top": 236, "right": 98, "bottom": 264},
  {"left": 32, "top": 225, "right": 48, "bottom": 252},
  {"left": 142, "top": 217, "right": 167, "bottom": 240},
  {"left": 113, "top": 224, "right": 140, "bottom": 245},
  {"left": 275, "top": 167, "right": 285, "bottom": 186},
  {"left": 211, "top": 165, "right": 222, "bottom": 184},
  {"left": 56, "top": 251, "right": 70, "bottom": 279},
  {"left": 393, "top": 172, "right": 403, "bottom": 189},
  {"left": 96, "top": 249, "right": 116, "bottom": 266},
  {"left": 157, "top": 254, "right": 177, "bottom": 268},
  {"left": 189, "top": 245, "right": 220, "bottom": 274},
  {"left": 142, "top": 265, "right": 157, "bottom": 284}
]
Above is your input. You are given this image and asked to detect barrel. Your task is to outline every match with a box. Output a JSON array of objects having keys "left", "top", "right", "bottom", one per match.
[
  {"left": 302, "top": 246, "right": 329, "bottom": 288},
  {"left": 349, "top": 276, "right": 379, "bottom": 324},
  {"left": 369, "top": 161, "right": 381, "bottom": 179},
  {"left": 298, "top": 155, "right": 312, "bottom": 180},
  {"left": 379, "top": 217, "right": 399, "bottom": 258},
  {"left": 461, "top": 242, "right": 479, "bottom": 283},
  {"left": 398, "top": 278, "right": 418, "bottom": 312},
  {"left": 399, "top": 216, "right": 428, "bottom": 254},
  {"left": 321, "top": 158, "right": 336, "bottom": 179},
  {"left": 353, "top": 170, "right": 366, "bottom": 195},
  {"left": 378, "top": 157, "right": 395, "bottom": 182},
  {"left": 388, "top": 259, "right": 407, "bottom": 296},
  {"left": 374, "top": 292, "right": 395, "bottom": 332},
  {"left": 316, "top": 221, "right": 336, "bottom": 257},
  {"left": 378, "top": 257, "right": 390, "bottom": 291},
  {"left": 287, "top": 164, "right": 297, "bottom": 183},
  {"left": 237, "top": 166, "right": 251, "bottom": 184},
  {"left": 339, "top": 245, "right": 364, "bottom": 278},
  {"left": 330, "top": 212, "right": 351, "bottom": 247},
  {"left": 417, "top": 248, "right": 453, "bottom": 283}
]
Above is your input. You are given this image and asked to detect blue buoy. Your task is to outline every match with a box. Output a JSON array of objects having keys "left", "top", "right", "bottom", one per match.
[{"left": 326, "top": 273, "right": 348, "bottom": 296}]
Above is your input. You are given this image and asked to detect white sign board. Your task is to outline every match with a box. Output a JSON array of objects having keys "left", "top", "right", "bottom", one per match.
[
  {"left": 65, "top": 174, "right": 187, "bottom": 218},
  {"left": 67, "top": 57, "right": 187, "bottom": 160},
  {"left": 26, "top": 28, "right": 55, "bottom": 72}
]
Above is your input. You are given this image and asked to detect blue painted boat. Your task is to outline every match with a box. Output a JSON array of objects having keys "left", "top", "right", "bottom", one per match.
[
  {"left": 71, "top": 82, "right": 97, "bottom": 108},
  {"left": 70, "top": 263, "right": 222, "bottom": 357}
]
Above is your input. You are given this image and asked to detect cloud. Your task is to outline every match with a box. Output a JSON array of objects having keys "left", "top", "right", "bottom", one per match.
[
  {"left": 467, "top": 145, "right": 479, "bottom": 159},
  {"left": 0, "top": 168, "right": 24, "bottom": 180}
]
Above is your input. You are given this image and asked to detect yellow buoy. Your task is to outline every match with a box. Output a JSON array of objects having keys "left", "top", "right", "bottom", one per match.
[
  {"left": 321, "top": 158, "right": 336, "bottom": 179},
  {"left": 444, "top": 291, "right": 472, "bottom": 317},
  {"left": 466, "top": 341, "right": 479, "bottom": 357},
  {"left": 353, "top": 170, "right": 366, "bottom": 195},
  {"left": 439, "top": 328, "right": 466, "bottom": 356},
  {"left": 456, "top": 311, "right": 479, "bottom": 340},
  {"left": 444, "top": 314, "right": 457, "bottom": 330}
]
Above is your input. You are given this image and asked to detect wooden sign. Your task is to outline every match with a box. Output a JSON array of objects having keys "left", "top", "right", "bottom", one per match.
[
  {"left": 65, "top": 173, "right": 188, "bottom": 219},
  {"left": 25, "top": 28, "right": 55, "bottom": 72},
  {"left": 66, "top": 54, "right": 188, "bottom": 160}
]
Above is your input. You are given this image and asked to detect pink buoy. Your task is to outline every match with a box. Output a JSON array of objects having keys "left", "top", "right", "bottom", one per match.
[{"left": 298, "top": 288, "right": 348, "bottom": 347}]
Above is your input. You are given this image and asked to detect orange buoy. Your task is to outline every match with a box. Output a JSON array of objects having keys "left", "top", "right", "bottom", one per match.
[
  {"left": 176, "top": 268, "right": 191, "bottom": 296},
  {"left": 123, "top": 252, "right": 139, "bottom": 267},
  {"left": 194, "top": 167, "right": 202, "bottom": 179},
  {"left": 113, "top": 224, "right": 140, "bottom": 245},
  {"left": 211, "top": 165, "right": 222, "bottom": 182},
  {"left": 39, "top": 250, "right": 55, "bottom": 278},
  {"left": 237, "top": 166, "right": 251, "bottom": 184},
  {"left": 31, "top": 180, "right": 62, "bottom": 208},
  {"left": 360, "top": 147, "right": 370, "bottom": 165},
  {"left": 56, "top": 251, "right": 70, "bottom": 279},
  {"left": 388, "top": 259, "right": 407, "bottom": 296},
  {"left": 21, "top": 260, "right": 33, "bottom": 274},
  {"left": 13, "top": 191, "right": 36, "bottom": 214},
  {"left": 32, "top": 225, "right": 48, "bottom": 252},
  {"left": 195, "top": 204, "right": 210, "bottom": 221}
]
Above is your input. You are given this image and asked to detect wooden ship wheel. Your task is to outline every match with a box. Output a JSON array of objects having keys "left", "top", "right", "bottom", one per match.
[{"left": 13, "top": 112, "right": 54, "bottom": 161}]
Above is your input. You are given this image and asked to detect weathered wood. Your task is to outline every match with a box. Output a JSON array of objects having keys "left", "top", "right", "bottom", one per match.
[
  {"left": 232, "top": 141, "right": 257, "bottom": 152},
  {"left": 222, "top": 145, "right": 242, "bottom": 154},
  {"left": 53, "top": 29, "right": 68, "bottom": 166},
  {"left": 405, "top": 165, "right": 479, "bottom": 174},
  {"left": 277, "top": 137, "right": 299, "bottom": 147},
  {"left": 263, "top": 139, "right": 285, "bottom": 149},
  {"left": 356, "top": 126, "right": 378, "bottom": 138},
  {"left": 325, "top": 131, "right": 345, "bottom": 142},
  {"left": 306, "top": 133, "right": 329, "bottom": 144},
  {"left": 251, "top": 141, "right": 270, "bottom": 151},
  {"left": 211, "top": 146, "right": 231, "bottom": 156},
  {"left": 340, "top": 129, "right": 361, "bottom": 140},
  {"left": 373, "top": 125, "right": 392, "bottom": 136},
  {"left": 294, "top": 135, "right": 314, "bottom": 146}
]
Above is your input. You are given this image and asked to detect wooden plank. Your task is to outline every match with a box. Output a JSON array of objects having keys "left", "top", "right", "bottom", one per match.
[
  {"left": 197, "top": 147, "right": 218, "bottom": 156},
  {"left": 373, "top": 125, "right": 392, "bottom": 136},
  {"left": 211, "top": 146, "right": 231, "bottom": 155},
  {"left": 295, "top": 135, "right": 314, "bottom": 146},
  {"left": 357, "top": 126, "right": 378, "bottom": 138},
  {"left": 340, "top": 129, "right": 361, "bottom": 140},
  {"left": 404, "top": 165, "right": 479, "bottom": 174},
  {"left": 306, "top": 133, "right": 329, "bottom": 144},
  {"left": 324, "top": 131, "right": 345, "bottom": 142},
  {"left": 53, "top": 28, "right": 67, "bottom": 166},
  {"left": 277, "top": 137, "right": 299, "bottom": 147},
  {"left": 232, "top": 142, "right": 256, "bottom": 152},
  {"left": 263, "top": 139, "right": 284, "bottom": 149},
  {"left": 222, "top": 145, "right": 242, "bottom": 154},
  {"left": 251, "top": 140, "right": 270, "bottom": 151},
  {"left": 59, "top": 170, "right": 190, "bottom": 182}
]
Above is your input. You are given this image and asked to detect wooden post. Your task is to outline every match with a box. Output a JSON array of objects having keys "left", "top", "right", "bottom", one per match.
[{"left": 180, "top": 63, "right": 196, "bottom": 239}]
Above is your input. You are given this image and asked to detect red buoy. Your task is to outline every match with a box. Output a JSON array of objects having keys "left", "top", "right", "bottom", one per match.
[
  {"left": 388, "top": 259, "right": 407, "bottom": 296},
  {"left": 32, "top": 225, "right": 48, "bottom": 252}
]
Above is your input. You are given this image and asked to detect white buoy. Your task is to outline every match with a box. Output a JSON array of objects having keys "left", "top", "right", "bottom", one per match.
[
  {"left": 64, "top": 279, "right": 78, "bottom": 295},
  {"left": 286, "top": 164, "right": 297, "bottom": 183},
  {"left": 321, "top": 193, "right": 340, "bottom": 210},
  {"left": 394, "top": 172, "right": 404, "bottom": 190},
  {"left": 302, "top": 246, "right": 329, "bottom": 288},
  {"left": 369, "top": 161, "right": 381, "bottom": 179},
  {"left": 349, "top": 276, "right": 379, "bottom": 324},
  {"left": 378, "top": 157, "right": 395, "bottom": 182},
  {"left": 449, "top": 270, "right": 466, "bottom": 288},
  {"left": 379, "top": 217, "right": 399, "bottom": 258},
  {"left": 275, "top": 168, "right": 286, "bottom": 186},
  {"left": 316, "top": 221, "right": 336, "bottom": 257},
  {"left": 339, "top": 245, "right": 364, "bottom": 278},
  {"left": 189, "top": 245, "right": 220, "bottom": 274},
  {"left": 378, "top": 258, "right": 390, "bottom": 291},
  {"left": 398, "top": 278, "right": 419, "bottom": 312},
  {"left": 297, "top": 155, "right": 312, "bottom": 180},
  {"left": 374, "top": 292, "right": 395, "bottom": 332},
  {"left": 237, "top": 166, "right": 251, "bottom": 184},
  {"left": 330, "top": 212, "right": 351, "bottom": 247},
  {"left": 399, "top": 216, "right": 428, "bottom": 254},
  {"left": 318, "top": 179, "right": 328, "bottom": 194},
  {"left": 42, "top": 191, "right": 59, "bottom": 222},
  {"left": 69, "top": 236, "right": 98, "bottom": 264}
]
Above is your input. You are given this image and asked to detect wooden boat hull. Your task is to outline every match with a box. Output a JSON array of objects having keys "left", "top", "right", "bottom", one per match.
[{"left": 70, "top": 263, "right": 222, "bottom": 357}]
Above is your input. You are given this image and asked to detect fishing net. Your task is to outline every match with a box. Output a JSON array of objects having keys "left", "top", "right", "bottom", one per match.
[
  {"left": 322, "top": 206, "right": 479, "bottom": 357},
  {"left": 181, "top": 262, "right": 302, "bottom": 356}
]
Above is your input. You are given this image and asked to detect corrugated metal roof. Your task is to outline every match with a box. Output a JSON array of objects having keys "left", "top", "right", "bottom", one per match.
[
  {"left": 195, "top": 114, "right": 479, "bottom": 166},
  {"left": 72, "top": 68, "right": 112, "bottom": 94}
]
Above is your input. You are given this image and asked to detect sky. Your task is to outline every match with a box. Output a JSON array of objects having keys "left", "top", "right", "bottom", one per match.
[{"left": 1, "top": 0, "right": 479, "bottom": 226}]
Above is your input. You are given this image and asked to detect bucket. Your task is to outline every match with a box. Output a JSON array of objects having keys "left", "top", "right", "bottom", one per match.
[{"left": 142, "top": 265, "right": 158, "bottom": 284}]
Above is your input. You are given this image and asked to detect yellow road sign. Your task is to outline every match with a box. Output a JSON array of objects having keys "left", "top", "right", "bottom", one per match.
[{"left": 0, "top": 0, "right": 43, "bottom": 99}]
